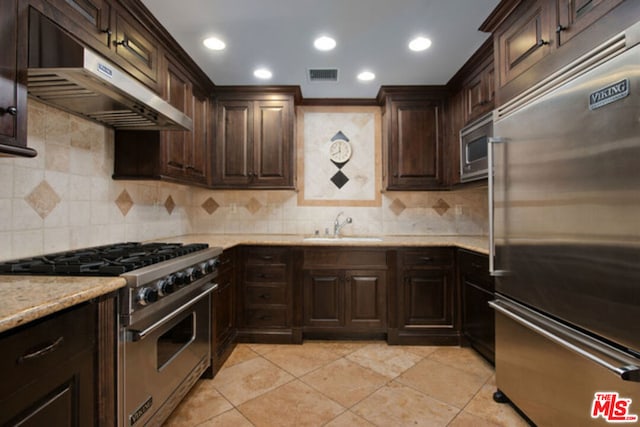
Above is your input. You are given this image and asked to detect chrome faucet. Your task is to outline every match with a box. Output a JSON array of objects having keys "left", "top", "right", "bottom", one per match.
[{"left": 333, "top": 212, "right": 352, "bottom": 237}]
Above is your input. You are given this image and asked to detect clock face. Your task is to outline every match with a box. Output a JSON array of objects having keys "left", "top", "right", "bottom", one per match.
[{"left": 329, "top": 139, "right": 352, "bottom": 163}]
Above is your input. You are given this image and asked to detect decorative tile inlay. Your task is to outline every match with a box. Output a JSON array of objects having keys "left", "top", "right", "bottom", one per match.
[
  {"left": 26, "top": 180, "right": 61, "bottom": 219},
  {"left": 164, "top": 195, "right": 176, "bottom": 215},
  {"left": 432, "top": 198, "right": 450, "bottom": 216},
  {"left": 330, "top": 170, "right": 349, "bottom": 189},
  {"left": 201, "top": 197, "right": 220, "bottom": 215},
  {"left": 115, "top": 189, "right": 134, "bottom": 216},
  {"left": 389, "top": 198, "right": 406, "bottom": 216},
  {"left": 245, "top": 197, "right": 262, "bottom": 215}
]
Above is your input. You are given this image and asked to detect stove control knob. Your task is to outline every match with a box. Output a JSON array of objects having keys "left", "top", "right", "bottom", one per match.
[
  {"left": 199, "top": 262, "right": 210, "bottom": 274},
  {"left": 193, "top": 265, "right": 204, "bottom": 279},
  {"left": 156, "top": 278, "right": 175, "bottom": 296},
  {"left": 137, "top": 287, "right": 159, "bottom": 306},
  {"left": 183, "top": 267, "right": 197, "bottom": 284},
  {"left": 173, "top": 272, "right": 187, "bottom": 286},
  {"left": 207, "top": 258, "right": 220, "bottom": 272}
]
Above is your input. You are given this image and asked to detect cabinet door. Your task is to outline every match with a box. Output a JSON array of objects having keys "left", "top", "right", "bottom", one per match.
[
  {"left": 0, "top": 0, "right": 34, "bottom": 157},
  {"left": 215, "top": 100, "right": 253, "bottom": 186},
  {"left": 187, "top": 92, "right": 210, "bottom": 184},
  {"left": 303, "top": 270, "right": 344, "bottom": 327},
  {"left": 214, "top": 273, "right": 235, "bottom": 355},
  {"left": 400, "top": 269, "right": 454, "bottom": 328},
  {"left": 162, "top": 60, "right": 192, "bottom": 178},
  {"left": 253, "top": 100, "right": 293, "bottom": 187},
  {"left": 113, "top": 9, "right": 159, "bottom": 91},
  {"left": 53, "top": 0, "right": 112, "bottom": 47},
  {"left": 496, "top": 0, "right": 552, "bottom": 89},
  {"left": 556, "top": 0, "right": 624, "bottom": 46},
  {"left": 465, "top": 59, "right": 495, "bottom": 123},
  {"left": 387, "top": 100, "right": 443, "bottom": 189},
  {"left": 345, "top": 271, "right": 387, "bottom": 329}
]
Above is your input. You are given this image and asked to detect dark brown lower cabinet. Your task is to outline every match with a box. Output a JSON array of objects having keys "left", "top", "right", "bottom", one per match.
[
  {"left": 211, "top": 248, "right": 237, "bottom": 374},
  {"left": 302, "top": 248, "right": 388, "bottom": 338},
  {"left": 459, "top": 249, "right": 495, "bottom": 363},
  {"left": 0, "top": 297, "right": 116, "bottom": 426},
  {"left": 389, "top": 248, "right": 459, "bottom": 345}
]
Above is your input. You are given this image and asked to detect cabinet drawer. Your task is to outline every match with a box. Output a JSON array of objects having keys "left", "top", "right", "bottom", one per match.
[
  {"left": 401, "top": 248, "right": 454, "bottom": 268},
  {"left": 244, "top": 309, "right": 287, "bottom": 328},
  {"left": 0, "top": 303, "right": 95, "bottom": 397},
  {"left": 218, "top": 250, "right": 234, "bottom": 275},
  {"left": 303, "top": 248, "right": 387, "bottom": 269},
  {"left": 246, "top": 286, "right": 287, "bottom": 306},
  {"left": 458, "top": 250, "right": 493, "bottom": 292},
  {"left": 245, "top": 265, "right": 287, "bottom": 283},
  {"left": 245, "top": 247, "right": 289, "bottom": 265}
]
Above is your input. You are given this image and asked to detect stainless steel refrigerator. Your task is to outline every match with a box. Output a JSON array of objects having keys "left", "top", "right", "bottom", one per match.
[{"left": 489, "top": 21, "right": 640, "bottom": 426}]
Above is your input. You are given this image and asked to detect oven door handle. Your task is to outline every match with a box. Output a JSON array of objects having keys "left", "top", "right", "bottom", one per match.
[{"left": 128, "top": 283, "right": 217, "bottom": 342}]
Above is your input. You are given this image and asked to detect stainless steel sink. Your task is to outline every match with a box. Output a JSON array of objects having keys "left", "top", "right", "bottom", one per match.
[{"left": 303, "top": 236, "right": 383, "bottom": 242}]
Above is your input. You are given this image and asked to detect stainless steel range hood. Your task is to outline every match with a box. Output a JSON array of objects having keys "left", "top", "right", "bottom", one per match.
[{"left": 27, "top": 10, "right": 192, "bottom": 131}]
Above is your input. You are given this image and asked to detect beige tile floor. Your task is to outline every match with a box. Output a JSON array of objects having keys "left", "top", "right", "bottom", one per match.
[{"left": 163, "top": 341, "right": 530, "bottom": 427}]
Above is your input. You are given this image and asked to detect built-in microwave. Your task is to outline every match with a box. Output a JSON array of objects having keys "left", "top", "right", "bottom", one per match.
[{"left": 460, "top": 112, "right": 492, "bottom": 182}]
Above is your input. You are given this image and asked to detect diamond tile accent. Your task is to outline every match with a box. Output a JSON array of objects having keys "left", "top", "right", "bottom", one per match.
[
  {"left": 26, "top": 181, "right": 61, "bottom": 219},
  {"left": 115, "top": 189, "right": 134, "bottom": 216},
  {"left": 164, "top": 195, "right": 176, "bottom": 215},
  {"left": 331, "top": 170, "right": 349, "bottom": 189},
  {"left": 245, "top": 197, "right": 262, "bottom": 215},
  {"left": 389, "top": 198, "right": 406, "bottom": 216},
  {"left": 202, "top": 197, "right": 220, "bottom": 215},
  {"left": 432, "top": 198, "right": 450, "bottom": 216}
]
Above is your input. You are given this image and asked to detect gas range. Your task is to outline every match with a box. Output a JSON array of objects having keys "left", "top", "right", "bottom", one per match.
[
  {"left": 0, "top": 241, "right": 222, "bottom": 426},
  {"left": 0, "top": 242, "right": 222, "bottom": 325}
]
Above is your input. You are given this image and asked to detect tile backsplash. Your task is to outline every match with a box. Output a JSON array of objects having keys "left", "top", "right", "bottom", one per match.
[{"left": 0, "top": 100, "right": 488, "bottom": 260}]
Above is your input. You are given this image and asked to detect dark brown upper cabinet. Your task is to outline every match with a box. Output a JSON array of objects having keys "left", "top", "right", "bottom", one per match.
[
  {"left": 555, "top": 0, "right": 624, "bottom": 46},
  {"left": 213, "top": 89, "right": 296, "bottom": 189},
  {"left": 112, "top": 6, "right": 159, "bottom": 92},
  {"left": 0, "top": 0, "right": 36, "bottom": 157},
  {"left": 48, "top": 0, "right": 113, "bottom": 48},
  {"left": 495, "top": 0, "right": 553, "bottom": 91},
  {"left": 482, "top": 0, "right": 636, "bottom": 105},
  {"left": 462, "top": 46, "right": 495, "bottom": 124},
  {"left": 379, "top": 87, "right": 448, "bottom": 191},
  {"left": 113, "top": 58, "right": 211, "bottom": 187}
]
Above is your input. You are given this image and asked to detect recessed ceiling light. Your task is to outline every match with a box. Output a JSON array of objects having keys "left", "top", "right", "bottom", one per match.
[
  {"left": 409, "top": 36, "right": 432, "bottom": 52},
  {"left": 314, "top": 36, "right": 336, "bottom": 51},
  {"left": 203, "top": 37, "right": 226, "bottom": 51},
  {"left": 254, "top": 68, "right": 273, "bottom": 79},
  {"left": 357, "top": 71, "right": 375, "bottom": 82}
]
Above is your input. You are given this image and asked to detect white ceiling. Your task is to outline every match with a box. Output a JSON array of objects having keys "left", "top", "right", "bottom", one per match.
[{"left": 141, "top": 0, "right": 500, "bottom": 98}]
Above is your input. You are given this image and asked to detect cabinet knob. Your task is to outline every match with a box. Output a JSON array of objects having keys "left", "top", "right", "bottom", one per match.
[
  {"left": 114, "top": 39, "right": 128, "bottom": 47},
  {"left": 101, "top": 27, "right": 112, "bottom": 36},
  {"left": 556, "top": 25, "right": 567, "bottom": 34},
  {"left": 2, "top": 106, "right": 17, "bottom": 116},
  {"left": 537, "top": 39, "right": 549, "bottom": 46}
]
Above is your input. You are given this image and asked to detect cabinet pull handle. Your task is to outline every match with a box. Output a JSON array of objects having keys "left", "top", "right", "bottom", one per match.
[
  {"left": 17, "top": 336, "right": 64, "bottom": 364},
  {"left": 556, "top": 25, "right": 567, "bottom": 33},
  {"left": 259, "top": 315, "right": 272, "bottom": 321},
  {"left": 114, "top": 39, "right": 128, "bottom": 47},
  {"left": 2, "top": 106, "right": 17, "bottom": 116},
  {"left": 420, "top": 256, "right": 432, "bottom": 263},
  {"left": 471, "top": 262, "right": 483, "bottom": 269},
  {"left": 259, "top": 293, "right": 271, "bottom": 300},
  {"left": 101, "top": 27, "right": 112, "bottom": 36},
  {"left": 259, "top": 273, "right": 270, "bottom": 279},
  {"left": 261, "top": 255, "right": 274, "bottom": 261},
  {"left": 537, "top": 39, "right": 549, "bottom": 46}
]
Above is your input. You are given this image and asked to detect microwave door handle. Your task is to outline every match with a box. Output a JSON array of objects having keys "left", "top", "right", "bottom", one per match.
[{"left": 488, "top": 136, "right": 509, "bottom": 277}]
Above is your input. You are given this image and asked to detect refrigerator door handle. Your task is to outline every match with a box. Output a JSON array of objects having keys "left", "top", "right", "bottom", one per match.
[
  {"left": 490, "top": 300, "right": 640, "bottom": 382},
  {"left": 488, "top": 136, "right": 508, "bottom": 277}
]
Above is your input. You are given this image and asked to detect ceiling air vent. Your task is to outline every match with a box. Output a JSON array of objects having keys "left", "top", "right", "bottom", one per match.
[{"left": 308, "top": 68, "right": 339, "bottom": 82}]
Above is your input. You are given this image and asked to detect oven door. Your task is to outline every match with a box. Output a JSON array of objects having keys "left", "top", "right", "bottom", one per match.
[
  {"left": 460, "top": 113, "right": 492, "bottom": 182},
  {"left": 120, "top": 282, "right": 214, "bottom": 427}
]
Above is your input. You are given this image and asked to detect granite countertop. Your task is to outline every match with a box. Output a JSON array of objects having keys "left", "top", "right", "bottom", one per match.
[
  {"left": 0, "top": 276, "right": 126, "bottom": 334},
  {"left": 0, "top": 234, "right": 487, "bottom": 334},
  {"left": 157, "top": 234, "right": 490, "bottom": 255}
]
